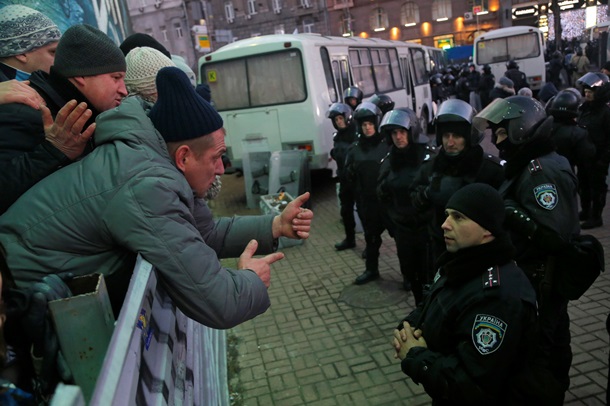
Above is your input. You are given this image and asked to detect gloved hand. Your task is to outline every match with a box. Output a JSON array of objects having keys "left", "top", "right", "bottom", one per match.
[
  {"left": 504, "top": 206, "right": 537, "bottom": 238},
  {"left": 531, "top": 225, "right": 568, "bottom": 254},
  {"left": 411, "top": 186, "right": 431, "bottom": 210},
  {"left": 21, "top": 274, "right": 74, "bottom": 392}
]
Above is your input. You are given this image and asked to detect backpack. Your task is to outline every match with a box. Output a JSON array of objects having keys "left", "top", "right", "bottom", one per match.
[{"left": 554, "top": 234, "right": 605, "bottom": 300}]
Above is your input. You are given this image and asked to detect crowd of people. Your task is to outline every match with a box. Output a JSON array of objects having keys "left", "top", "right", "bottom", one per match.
[
  {"left": 0, "top": 3, "right": 608, "bottom": 404},
  {"left": 0, "top": 5, "right": 313, "bottom": 404},
  {"left": 327, "top": 52, "right": 609, "bottom": 402}
]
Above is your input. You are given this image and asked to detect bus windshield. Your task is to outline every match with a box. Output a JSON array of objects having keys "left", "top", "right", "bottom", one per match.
[
  {"left": 475, "top": 32, "right": 541, "bottom": 65},
  {"left": 203, "top": 50, "right": 307, "bottom": 111}
]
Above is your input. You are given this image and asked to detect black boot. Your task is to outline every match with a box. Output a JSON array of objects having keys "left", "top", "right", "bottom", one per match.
[
  {"left": 355, "top": 270, "right": 379, "bottom": 285},
  {"left": 335, "top": 238, "right": 356, "bottom": 251}
]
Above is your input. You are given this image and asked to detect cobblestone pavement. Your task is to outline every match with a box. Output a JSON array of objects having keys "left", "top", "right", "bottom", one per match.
[{"left": 213, "top": 170, "right": 610, "bottom": 406}]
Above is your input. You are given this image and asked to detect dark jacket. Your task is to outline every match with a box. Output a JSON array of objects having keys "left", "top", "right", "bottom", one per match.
[
  {"left": 578, "top": 98, "right": 610, "bottom": 166},
  {"left": 504, "top": 68, "right": 528, "bottom": 91},
  {"left": 478, "top": 73, "right": 495, "bottom": 108},
  {"left": 400, "top": 237, "right": 538, "bottom": 405},
  {"left": 330, "top": 122, "right": 357, "bottom": 179},
  {"left": 550, "top": 120, "right": 596, "bottom": 170},
  {"left": 0, "top": 68, "right": 97, "bottom": 213},
  {"left": 377, "top": 144, "right": 432, "bottom": 232},
  {"left": 345, "top": 133, "right": 390, "bottom": 201},
  {"left": 411, "top": 145, "right": 505, "bottom": 247}
]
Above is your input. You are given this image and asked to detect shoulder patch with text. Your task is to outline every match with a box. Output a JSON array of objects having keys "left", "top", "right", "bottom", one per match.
[
  {"left": 472, "top": 314, "right": 507, "bottom": 355},
  {"left": 533, "top": 183, "right": 558, "bottom": 210}
]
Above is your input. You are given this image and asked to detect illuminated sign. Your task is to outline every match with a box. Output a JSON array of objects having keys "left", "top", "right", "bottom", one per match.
[{"left": 513, "top": 5, "right": 538, "bottom": 19}]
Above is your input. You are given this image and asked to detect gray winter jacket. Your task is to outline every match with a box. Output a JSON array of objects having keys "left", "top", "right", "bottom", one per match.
[{"left": 0, "top": 97, "right": 274, "bottom": 329}]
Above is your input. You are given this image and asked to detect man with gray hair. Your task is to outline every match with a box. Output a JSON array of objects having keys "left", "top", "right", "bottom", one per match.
[
  {"left": 0, "top": 4, "right": 61, "bottom": 81},
  {"left": 0, "top": 24, "right": 127, "bottom": 214}
]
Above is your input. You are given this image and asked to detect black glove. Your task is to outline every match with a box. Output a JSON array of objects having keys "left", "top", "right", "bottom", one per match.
[
  {"left": 411, "top": 186, "right": 432, "bottom": 211},
  {"left": 504, "top": 206, "right": 537, "bottom": 238},
  {"left": 21, "top": 274, "right": 74, "bottom": 392}
]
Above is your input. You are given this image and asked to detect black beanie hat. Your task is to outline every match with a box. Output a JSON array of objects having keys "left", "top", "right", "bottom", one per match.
[
  {"left": 446, "top": 183, "right": 506, "bottom": 237},
  {"left": 53, "top": 24, "right": 126, "bottom": 77},
  {"left": 120, "top": 33, "right": 171, "bottom": 59},
  {"left": 149, "top": 67, "right": 223, "bottom": 142}
]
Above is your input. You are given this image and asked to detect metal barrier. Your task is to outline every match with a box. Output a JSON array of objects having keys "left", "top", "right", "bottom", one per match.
[{"left": 52, "top": 256, "right": 229, "bottom": 405}]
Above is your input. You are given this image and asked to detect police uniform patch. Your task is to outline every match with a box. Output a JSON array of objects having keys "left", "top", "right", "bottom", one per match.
[
  {"left": 472, "top": 314, "right": 507, "bottom": 355},
  {"left": 533, "top": 183, "right": 558, "bottom": 210}
]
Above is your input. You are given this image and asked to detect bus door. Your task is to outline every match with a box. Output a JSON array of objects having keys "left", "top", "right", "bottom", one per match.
[
  {"left": 331, "top": 57, "right": 351, "bottom": 104},
  {"left": 408, "top": 47, "right": 433, "bottom": 134}
]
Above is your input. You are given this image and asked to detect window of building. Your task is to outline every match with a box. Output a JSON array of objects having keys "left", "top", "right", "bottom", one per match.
[
  {"left": 401, "top": 2, "right": 419, "bottom": 26},
  {"left": 174, "top": 22, "right": 183, "bottom": 38},
  {"left": 369, "top": 7, "right": 388, "bottom": 32},
  {"left": 225, "top": 2, "right": 235, "bottom": 22},
  {"left": 300, "top": 0, "right": 311, "bottom": 9},
  {"left": 247, "top": 0, "right": 257, "bottom": 15},
  {"left": 275, "top": 24, "right": 285, "bottom": 34},
  {"left": 303, "top": 20, "right": 314, "bottom": 33},
  {"left": 340, "top": 15, "right": 353, "bottom": 36},
  {"left": 161, "top": 26, "right": 168, "bottom": 41},
  {"left": 272, "top": 0, "right": 282, "bottom": 14},
  {"left": 432, "top": 0, "right": 452, "bottom": 21}
]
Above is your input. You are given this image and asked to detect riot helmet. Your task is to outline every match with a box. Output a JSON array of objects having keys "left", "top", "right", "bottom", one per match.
[
  {"left": 482, "top": 64, "right": 492, "bottom": 74},
  {"left": 577, "top": 72, "right": 609, "bottom": 89},
  {"left": 506, "top": 59, "right": 518, "bottom": 70},
  {"left": 343, "top": 86, "right": 363, "bottom": 107},
  {"left": 354, "top": 101, "right": 382, "bottom": 133},
  {"left": 435, "top": 99, "right": 480, "bottom": 147},
  {"left": 430, "top": 73, "right": 443, "bottom": 86},
  {"left": 548, "top": 90, "right": 581, "bottom": 120},
  {"left": 379, "top": 108, "right": 420, "bottom": 145},
  {"left": 473, "top": 95, "right": 547, "bottom": 145},
  {"left": 368, "top": 94, "right": 395, "bottom": 116},
  {"left": 327, "top": 102, "right": 354, "bottom": 130},
  {"left": 442, "top": 73, "right": 455, "bottom": 85}
]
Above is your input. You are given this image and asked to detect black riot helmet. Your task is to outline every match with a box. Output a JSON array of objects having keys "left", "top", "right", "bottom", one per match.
[
  {"left": 343, "top": 86, "right": 363, "bottom": 107},
  {"left": 368, "top": 93, "right": 395, "bottom": 116},
  {"left": 548, "top": 90, "right": 581, "bottom": 120},
  {"left": 326, "top": 102, "right": 354, "bottom": 130},
  {"left": 473, "top": 95, "right": 547, "bottom": 145},
  {"left": 430, "top": 73, "right": 443, "bottom": 86},
  {"left": 379, "top": 108, "right": 420, "bottom": 145},
  {"left": 482, "top": 64, "right": 492, "bottom": 73},
  {"left": 435, "top": 99, "right": 480, "bottom": 147},
  {"left": 576, "top": 72, "right": 609, "bottom": 89},
  {"left": 506, "top": 59, "right": 519, "bottom": 70},
  {"left": 354, "top": 101, "right": 382, "bottom": 131}
]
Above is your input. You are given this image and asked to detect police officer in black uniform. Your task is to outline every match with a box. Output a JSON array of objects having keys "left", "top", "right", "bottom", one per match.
[
  {"left": 327, "top": 102, "right": 359, "bottom": 251},
  {"left": 474, "top": 95, "right": 580, "bottom": 403},
  {"left": 576, "top": 72, "right": 610, "bottom": 229},
  {"left": 377, "top": 108, "right": 433, "bottom": 303},
  {"left": 411, "top": 99, "right": 504, "bottom": 279},
  {"left": 368, "top": 93, "right": 395, "bottom": 116},
  {"left": 504, "top": 59, "right": 528, "bottom": 92},
  {"left": 393, "top": 183, "right": 538, "bottom": 405},
  {"left": 345, "top": 102, "right": 391, "bottom": 284}
]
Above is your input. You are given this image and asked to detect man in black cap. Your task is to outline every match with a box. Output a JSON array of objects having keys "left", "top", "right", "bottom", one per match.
[
  {"left": 392, "top": 183, "right": 539, "bottom": 404},
  {"left": 0, "top": 24, "right": 128, "bottom": 214},
  {"left": 0, "top": 66, "right": 312, "bottom": 329}
]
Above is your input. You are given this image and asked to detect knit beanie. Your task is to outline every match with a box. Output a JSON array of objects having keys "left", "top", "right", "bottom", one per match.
[
  {"left": 120, "top": 33, "right": 171, "bottom": 59},
  {"left": 499, "top": 77, "right": 514, "bottom": 89},
  {"left": 125, "top": 47, "right": 175, "bottom": 103},
  {"left": 196, "top": 83, "right": 212, "bottom": 103},
  {"left": 53, "top": 24, "right": 126, "bottom": 77},
  {"left": 446, "top": 183, "right": 506, "bottom": 238},
  {"left": 171, "top": 55, "right": 196, "bottom": 87},
  {"left": 0, "top": 5, "right": 61, "bottom": 58},
  {"left": 149, "top": 66, "right": 223, "bottom": 142}
]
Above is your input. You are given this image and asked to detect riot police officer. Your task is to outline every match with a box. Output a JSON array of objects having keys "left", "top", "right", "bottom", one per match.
[
  {"left": 368, "top": 93, "right": 395, "bottom": 116},
  {"left": 411, "top": 99, "right": 504, "bottom": 278},
  {"left": 377, "top": 108, "right": 433, "bottom": 303},
  {"left": 345, "top": 102, "right": 391, "bottom": 284},
  {"left": 504, "top": 59, "right": 528, "bottom": 92},
  {"left": 576, "top": 72, "right": 610, "bottom": 229},
  {"left": 343, "top": 86, "right": 363, "bottom": 110},
  {"left": 327, "top": 102, "right": 359, "bottom": 251},
  {"left": 474, "top": 95, "right": 580, "bottom": 403}
]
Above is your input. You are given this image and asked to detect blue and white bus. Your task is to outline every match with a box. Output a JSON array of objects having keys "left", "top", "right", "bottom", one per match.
[{"left": 198, "top": 34, "right": 435, "bottom": 169}]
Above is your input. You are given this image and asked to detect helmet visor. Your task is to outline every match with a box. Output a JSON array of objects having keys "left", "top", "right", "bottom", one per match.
[{"left": 472, "top": 98, "right": 524, "bottom": 132}]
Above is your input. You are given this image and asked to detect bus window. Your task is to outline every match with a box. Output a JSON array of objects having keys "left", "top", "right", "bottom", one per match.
[
  {"left": 390, "top": 49, "right": 403, "bottom": 88},
  {"left": 350, "top": 48, "right": 375, "bottom": 95},
  {"left": 339, "top": 59, "right": 350, "bottom": 95},
  {"left": 321, "top": 47, "right": 338, "bottom": 102},
  {"left": 371, "top": 49, "right": 393, "bottom": 92},
  {"left": 409, "top": 48, "right": 428, "bottom": 86},
  {"left": 204, "top": 50, "right": 306, "bottom": 111},
  {"left": 476, "top": 32, "right": 541, "bottom": 65}
]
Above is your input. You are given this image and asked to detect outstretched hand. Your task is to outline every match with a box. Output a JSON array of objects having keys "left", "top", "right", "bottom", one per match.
[
  {"left": 42, "top": 99, "right": 96, "bottom": 160},
  {"left": 392, "top": 321, "right": 427, "bottom": 360},
  {"left": 238, "top": 239, "right": 285, "bottom": 287},
  {"left": 272, "top": 192, "right": 313, "bottom": 239}
]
